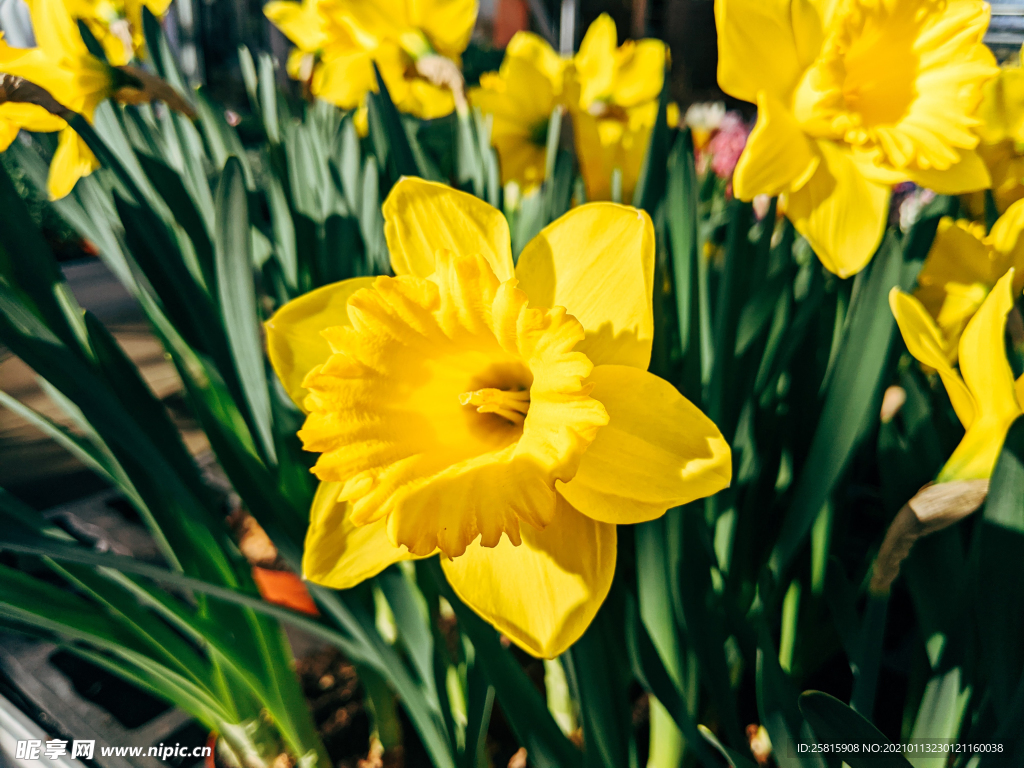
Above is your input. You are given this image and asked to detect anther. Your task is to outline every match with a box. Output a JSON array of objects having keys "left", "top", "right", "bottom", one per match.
[{"left": 459, "top": 387, "right": 530, "bottom": 426}]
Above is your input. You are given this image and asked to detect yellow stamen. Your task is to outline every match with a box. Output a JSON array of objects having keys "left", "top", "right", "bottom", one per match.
[{"left": 459, "top": 387, "right": 530, "bottom": 426}]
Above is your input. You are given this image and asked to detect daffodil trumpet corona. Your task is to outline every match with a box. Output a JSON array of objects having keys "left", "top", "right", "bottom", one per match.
[
  {"left": 716, "top": 0, "right": 998, "bottom": 277},
  {"left": 266, "top": 177, "right": 731, "bottom": 657},
  {"left": 891, "top": 268, "right": 1024, "bottom": 483}
]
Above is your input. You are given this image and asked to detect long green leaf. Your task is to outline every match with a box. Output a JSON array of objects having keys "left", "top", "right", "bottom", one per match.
[
  {"left": 799, "top": 692, "right": 913, "bottom": 768},
  {"left": 770, "top": 234, "right": 904, "bottom": 574},
  {"left": 973, "top": 416, "right": 1024, "bottom": 715},
  {"left": 631, "top": 67, "right": 671, "bottom": 213},
  {"left": 214, "top": 157, "right": 276, "bottom": 464},
  {"left": 367, "top": 63, "right": 422, "bottom": 180}
]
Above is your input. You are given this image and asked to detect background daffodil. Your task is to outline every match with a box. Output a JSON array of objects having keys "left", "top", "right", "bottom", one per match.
[
  {"left": 717, "top": 0, "right": 998, "bottom": 277},
  {"left": 967, "top": 44, "right": 1024, "bottom": 218},
  {"left": 891, "top": 269, "right": 1023, "bottom": 482},
  {"left": 267, "top": 0, "right": 476, "bottom": 121},
  {"left": 469, "top": 31, "right": 567, "bottom": 191},
  {"left": 263, "top": 0, "right": 374, "bottom": 124},
  {"left": 65, "top": 0, "right": 172, "bottom": 65},
  {"left": 266, "top": 177, "right": 731, "bottom": 657},
  {"left": 0, "top": 0, "right": 109, "bottom": 199},
  {"left": 915, "top": 199, "right": 1024, "bottom": 360},
  {"left": 567, "top": 13, "right": 667, "bottom": 202},
  {"left": 0, "top": 0, "right": 192, "bottom": 198}
]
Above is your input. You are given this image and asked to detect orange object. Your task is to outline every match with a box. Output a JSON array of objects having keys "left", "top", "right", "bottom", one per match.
[
  {"left": 252, "top": 567, "right": 320, "bottom": 616},
  {"left": 205, "top": 732, "right": 216, "bottom": 768},
  {"left": 493, "top": 0, "right": 528, "bottom": 47}
]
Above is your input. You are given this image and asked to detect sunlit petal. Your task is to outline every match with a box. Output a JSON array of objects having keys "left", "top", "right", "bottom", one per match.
[
  {"left": 558, "top": 365, "right": 731, "bottom": 524},
  {"left": 442, "top": 495, "right": 616, "bottom": 658},
  {"left": 515, "top": 203, "right": 655, "bottom": 369}
]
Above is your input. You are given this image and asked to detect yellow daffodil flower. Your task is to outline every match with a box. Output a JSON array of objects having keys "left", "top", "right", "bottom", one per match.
[
  {"left": 891, "top": 269, "right": 1024, "bottom": 482},
  {"left": 266, "top": 177, "right": 731, "bottom": 657},
  {"left": 335, "top": 0, "right": 477, "bottom": 119},
  {"left": 267, "top": 0, "right": 476, "bottom": 122},
  {"left": 965, "top": 46, "right": 1024, "bottom": 218},
  {"left": 0, "top": 0, "right": 111, "bottom": 199},
  {"left": 263, "top": 0, "right": 374, "bottom": 123},
  {"left": 915, "top": 200, "right": 1024, "bottom": 360},
  {"left": 717, "top": 0, "right": 998, "bottom": 278},
  {"left": 64, "top": 0, "right": 171, "bottom": 65},
  {"left": 1, "top": 0, "right": 189, "bottom": 198},
  {"left": 568, "top": 13, "right": 667, "bottom": 201},
  {"left": 469, "top": 32, "right": 567, "bottom": 190}
]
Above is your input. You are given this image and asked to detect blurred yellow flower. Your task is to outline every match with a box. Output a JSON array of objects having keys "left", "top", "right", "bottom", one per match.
[
  {"left": 1, "top": 0, "right": 188, "bottom": 197},
  {"left": 266, "top": 0, "right": 476, "bottom": 121},
  {"left": 891, "top": 269, "right": 1023, "bottom": 482},
  {"left": 263, "top": 0, "right": 374, "bottom": 115},
  {"left": 568, "top": 13, "right": 667, "bottom": 201},
  {"left": 0, "top": 0, "right": 113, "bottom": 198},
  {"left": 469, "top": 32, "right": 567, "bottom": 190},
  {"left": 915, "top": 200, "right": 1024, "bottom": 360},
  {"left": 965, "top": 47, "right": 1024, "bottom": 218},
  {"left": 65, "top": 0, "right": 171, "bottom": 65},
  {"left": 718, "top": 0, "right": 998, "bottom": 278},
  {"left": 266, "top": 178, "right": 731, "bottom": 657}
]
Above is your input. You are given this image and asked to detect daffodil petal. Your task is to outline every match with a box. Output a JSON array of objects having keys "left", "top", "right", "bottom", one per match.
[
  {"left": 0, "top": 103, "right": 66, "bottom": 135},
  {"left": 575, "top": 13, "right": 617, "bottom": 109},
  {"left": 263, "top": 0, "right": 326, "bottom": 51},
  {"left": 786, "top": 141, "right": 889, "bottom": 278},
  {"left": 976, "top": 58, "right": 1024, "bottom": 144},
  {"left": 303, "top": 481, "right": 424, "bottom": 589},
  {"left": 31, "top": 0, "right": 88, "bottom": 64},
  {"left": 889, "top": 288, "right": 976, "bottom": 428},
  {"left": 441, "top": 494, "right": 616, "bottom": 658},
  {"left": 382, "top": 177, "right": 514, "bottom": 281},
  {"left": 612, "top": 38, "right": 667, "bottom": 108},
  {"left": 940, "top": 272, "right": 1022, "bottom": 481},
  {"left": 515, "top": 204, "right": 655, "bottom": 368},
  {"left": 412, "top": 0, "right": 477, "bottom": 59},
  {"left": 0, "top": 121, "right": 17, "bottom": 151},
  {"left": 48, "top": 129, "right": 98, "bottom": 201},
  {"left": 265, "top": 277, "right": 375, "bottom": 408},
  {"left": 906, "top": 149, "right": 991, "bottom": 195},
  {"left": 557, "top": 365, "right": 731, "bottom": 524},
  {"left": 315, "top": 49, "right": 375, "bottom": 109},
  {"left": 714, "top": 0, "right": 803, "bottom": 103},
  {"left": 790, "top": 0, "right": 840, "bottom": 68},
  {"left": 505, "top": 31, "right": 566, "bottom": 92},
  {"left": 957, "top": 269, "right": 1020, "bottom": 422},
  {"left": 988, "top": 198, "right": 1024, "bottom": 256},
  {"left": 733, "top": 90, "right": 817, "bottom": 200}
]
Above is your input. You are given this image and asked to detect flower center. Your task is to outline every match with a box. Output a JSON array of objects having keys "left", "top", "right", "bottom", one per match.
[
  {"left": 837, "top": 5, "right": 918, "bottom": 129},
  {"left": 460, "top": 387, "right": 530, "bottom": 425}
]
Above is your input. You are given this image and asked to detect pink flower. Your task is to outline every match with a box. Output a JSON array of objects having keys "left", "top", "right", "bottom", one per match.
[{"left": 708, "top": 112, "right": 749, "bottom": 180}]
